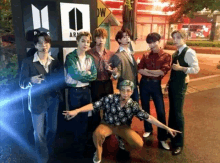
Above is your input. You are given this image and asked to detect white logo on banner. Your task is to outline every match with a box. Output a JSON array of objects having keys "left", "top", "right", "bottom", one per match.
[
  {"left": 60, "top": 3, "right": 90, "bottom": 41},
  {"left": 31, "top": 4, "right": 49, "bottom": 30}
]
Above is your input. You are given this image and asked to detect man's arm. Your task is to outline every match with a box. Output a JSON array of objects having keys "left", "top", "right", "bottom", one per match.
[
  {"left": 172, "top": 49, "right": 200, "bottom": 74},
  {"left": 109, "top": 54, "right": 121, "bottom": 79},
  {"left": 19, "top": 59, "right": 32, "bottom": 89},
  {"left": 185, "top": 49, "right": 200, "bottom": 74},
  {"left": 63, "top": 103, "right": 94, "bottom": 120},
  {"left": 65, "top": 55, "right": 97, "bottom": 83},
  {"left": 146, "top": 115, "right": 181, "bottom": 137},
  {"left": 146, "top": 54, "right": 172, "bottom": 76},
  {"left": 138, "top": 69, "right": 160, "bottom": 77},
  {"left": 80, "top": 57, "right": 97, "bottom": 83}
]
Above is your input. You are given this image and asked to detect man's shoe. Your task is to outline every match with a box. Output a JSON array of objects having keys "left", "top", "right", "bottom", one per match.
[
  {"left": 143, "top": 132, "right": 151, "bottom": 138},
  {"left": 93, "top": 152, "right": 101, "bottom": 163},
  {"left": 159, "top": 141, "right": 170, "bottom": 150},
  {"left": 172, "top": 147, "right": 182, "bottom": 155},
  {"left": 115, "top": 135, "right": 125, "bottom": 150}
]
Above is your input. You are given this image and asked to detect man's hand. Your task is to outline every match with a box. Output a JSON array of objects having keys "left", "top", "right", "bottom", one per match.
[
  {"left": 62, "top": 110, "right": 79, "bottom": 120},
  {"left": 164, "top": 84, "right": 169, "bottom": 92},
  {"left": 172, "top": 60, "right": 182, "bottom": 71},
  {"left": 166, "top": 127, "right": 182, "bottom": 138},
  {"left": 108, "top": 67, "right": 118, "bottom": 76},
  {"left": 136, "top": 57, "right": 141, "bottom": 64},
  {"left": 104, "top": 62, "right": 112, "bottom": 71},
  {"left": 31, "top": 74, "right": 44, "bottom": 84},
  {"left": 87, "top": 71, "right": 91, "bottom": 75}
]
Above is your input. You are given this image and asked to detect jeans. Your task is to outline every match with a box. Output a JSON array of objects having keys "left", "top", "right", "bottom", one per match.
[
  {"left": 140, "top": 78, "right": 167, "bottom": 141},
  {"left": 67, "top": 86, "right": 91, "bottom": 158},
  {"left": 31, "top": 96, "right": 59, "bottom": 163}
]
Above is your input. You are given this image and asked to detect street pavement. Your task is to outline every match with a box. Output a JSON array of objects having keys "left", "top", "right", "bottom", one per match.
[{"left": 1, "top": 52, "right": 220, "bottom": 163}]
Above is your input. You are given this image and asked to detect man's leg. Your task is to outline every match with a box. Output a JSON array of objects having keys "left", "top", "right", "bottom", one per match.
[
  {"left": 46, "top": 96, "right": 59, "bottom": 155},
  {"left": 93, "top": 123, "right": 113, "bottom": 161},
  {"left": 113, "top": 125, "right": 143, "bottom": 152},
  {"left": 67, "top": 87, "right": 90, "bottom": 158},
  {"left": 140, "top": 79, "right": 152, "bottom": 134},
  {"left": 31, "top": 112, "right": 48, "bottom": 163},
  {"left": 168, "top": 82, "right": 187, "bottom": 148},
  {"left": 151, "top": 82, "right": 167, "bottom": 141}
]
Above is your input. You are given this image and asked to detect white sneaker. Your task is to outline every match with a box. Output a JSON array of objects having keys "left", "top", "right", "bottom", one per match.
[
  {"left": 143, "top": 132, "right": 151, "bottom": 138},
  {"left": 93, "top": 152, "right": 101, "bottom": 163},
  {"left": 115, "top": 135, "right": 125, "bottom": 150},
  {"left": 160, "top": 141, "right": 170, "bottom": 150}
]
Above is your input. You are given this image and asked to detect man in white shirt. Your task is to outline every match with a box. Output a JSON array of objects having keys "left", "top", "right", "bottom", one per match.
[
  {"left": 165, "top": 30, "right": 200, "bottom": 155},
  {"left": 19, "top": 32, "right": 64, "bottom": 163}
]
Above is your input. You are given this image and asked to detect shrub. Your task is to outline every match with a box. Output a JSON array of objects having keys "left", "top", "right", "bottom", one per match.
[{"left": 0, "top": 53, "right": 18, "bottom": 85}]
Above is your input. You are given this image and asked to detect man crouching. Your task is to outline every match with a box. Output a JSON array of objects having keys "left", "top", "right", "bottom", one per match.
[{"left": 63, "top": 80, "right": 181, "bottom": 163}]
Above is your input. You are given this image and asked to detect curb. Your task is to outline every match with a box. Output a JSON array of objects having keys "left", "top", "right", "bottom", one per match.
[{"left": 162, "top": 75, "right": 220, "bottom": 97}]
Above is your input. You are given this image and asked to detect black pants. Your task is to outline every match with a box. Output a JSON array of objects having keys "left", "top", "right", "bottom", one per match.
[
  {"left": 140, "top": 78, "right": 167, "bottom": 141},
  {"left": 66, "top": 86, "right": 91, "bottom": 158},
  {"left": 168, "top": 81, "right": 188, "bottom": 147}
]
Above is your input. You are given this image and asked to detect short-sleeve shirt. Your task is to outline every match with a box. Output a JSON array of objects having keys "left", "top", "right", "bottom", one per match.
[{"left": 93, "top": 94, "right": 149, "bottom": 126}]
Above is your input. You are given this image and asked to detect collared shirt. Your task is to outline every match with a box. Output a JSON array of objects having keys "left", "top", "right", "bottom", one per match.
[
  {"left": 138, "top": 49, "right": 171, "bottom": 80},
  {"left": 33, "top": 52, "right": 54, "bottom": 73},
  {"left": 119, "top": 46, "right": 134, "bottom": 64},
  {"left": 65, "top": 49, "right": 97, "bottom": 87},
  {"left": 93, "top": 94, "right": 149, "bottom": 126},
  {"left": 178, "top": 44, "right": 200, "bottom": 74},
  {"left": 87, "top": 47, "right": 114, "bottom": 81},
  {"left": 177, "top": 44, "right": 200, "bottom": 83}
]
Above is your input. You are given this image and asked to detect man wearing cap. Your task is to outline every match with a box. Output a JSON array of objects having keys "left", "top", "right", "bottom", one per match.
[{"left": 63, "top": 80, "right": 181, "bottom": 163}]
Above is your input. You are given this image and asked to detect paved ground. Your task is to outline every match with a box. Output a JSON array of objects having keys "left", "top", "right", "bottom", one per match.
[{"left": 1, "top": 74, "right": 220, "bottom": 163}]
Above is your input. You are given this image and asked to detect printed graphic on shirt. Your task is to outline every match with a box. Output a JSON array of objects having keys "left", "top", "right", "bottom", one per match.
[{"left": 60, "top": 3, "right": 90, "bottom": 41}]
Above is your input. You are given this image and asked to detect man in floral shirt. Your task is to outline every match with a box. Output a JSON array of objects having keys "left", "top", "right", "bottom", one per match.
[{"left": 63, "top": 80, "right": 181, "bottom": 163}]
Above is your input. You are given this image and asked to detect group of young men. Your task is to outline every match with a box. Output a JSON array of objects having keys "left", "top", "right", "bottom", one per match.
[{"left": 20, "top": 27, "right": 199, "bottom": 163}]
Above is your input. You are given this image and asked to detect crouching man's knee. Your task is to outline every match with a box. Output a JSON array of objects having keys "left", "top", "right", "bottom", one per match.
[
  {"left": 130, "top": 139, "right": 143, "bottom": 150},
  {"left": 93, "top": 129, "right": 106, "bottom": 147}
]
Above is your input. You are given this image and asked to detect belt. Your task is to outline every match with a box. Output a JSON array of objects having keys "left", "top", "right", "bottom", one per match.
[
  {"left": 68, "top": 85, "right": 89, "bottom": 90},
  {"left": 142, "top": 76, "right": 160, "bottom": 82}
]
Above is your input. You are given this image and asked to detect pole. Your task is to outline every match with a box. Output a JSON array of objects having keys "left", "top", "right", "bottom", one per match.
[{"left": 132, "top": 0, "right": 137, "bottom": 41}]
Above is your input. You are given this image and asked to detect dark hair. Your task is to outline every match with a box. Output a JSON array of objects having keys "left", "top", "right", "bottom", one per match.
[
  {"left": 146, "top": 32, "right": 161, "bottom": 43},
  {"left": 115, "top": 28, "right": 132, "bottom": 44},
  {"left": 33, "top": 32, "right": 51, "bottom": 45},
  {"left": 93, "top": 28, "right": 108, "bottom": 41}
]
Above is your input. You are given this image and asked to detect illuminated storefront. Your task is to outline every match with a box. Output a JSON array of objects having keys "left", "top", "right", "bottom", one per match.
[{"left": 102, "top": 0, "right": 174, "bottom": 51}]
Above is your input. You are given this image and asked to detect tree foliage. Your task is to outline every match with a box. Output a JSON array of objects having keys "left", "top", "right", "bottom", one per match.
[
  {"left": 163, "top": 0, "right": 220, "bottom": 22},
  {"left": 0, "top": 0, "right": 13, "bottom": 36}
]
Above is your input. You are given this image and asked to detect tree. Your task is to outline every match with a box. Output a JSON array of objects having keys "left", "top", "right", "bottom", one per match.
[
  {"left": 0, "top": 0, "right": 13, "bottom": 37},
  {"left": 163, "top": 0, "right": 220, "bottom": 22},
  {"left": 163, "top": 0, "right": 220, "bottom": 41}
]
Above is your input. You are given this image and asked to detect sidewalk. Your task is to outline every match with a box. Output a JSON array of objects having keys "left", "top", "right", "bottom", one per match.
[{"left": 112, "top": 74, "right": 220, "bottom": 96}]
